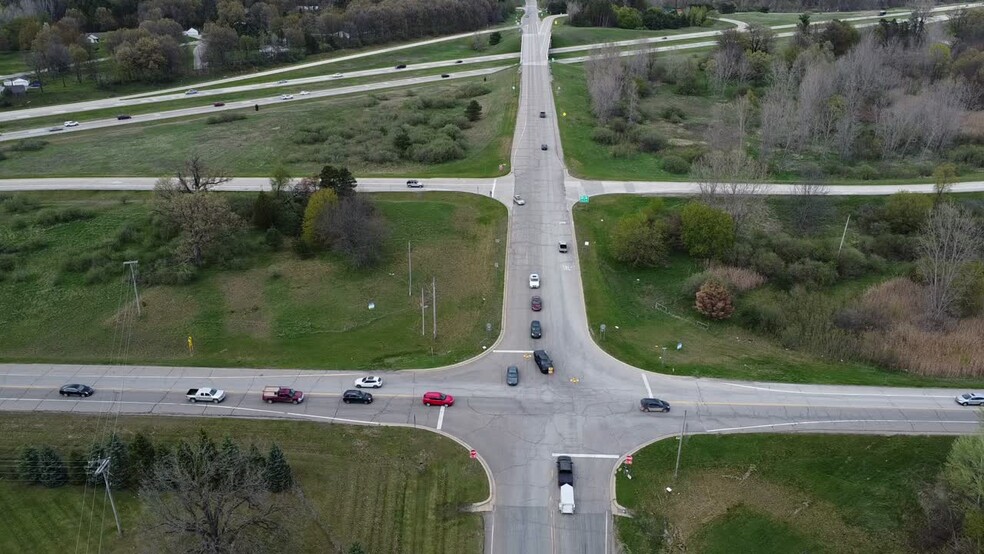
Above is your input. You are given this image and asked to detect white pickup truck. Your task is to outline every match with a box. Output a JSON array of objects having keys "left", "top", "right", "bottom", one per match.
[{"left": 186, "top": 388, "right": 226, "bottom": 403}]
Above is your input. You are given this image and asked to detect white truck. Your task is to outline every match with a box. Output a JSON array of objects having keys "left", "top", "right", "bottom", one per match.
[
  {"left": 559, "top": 483, "right": 575, "bottom": 514},
  {"left": 186, "top": 388, "right": 226, "bottom": 403}
]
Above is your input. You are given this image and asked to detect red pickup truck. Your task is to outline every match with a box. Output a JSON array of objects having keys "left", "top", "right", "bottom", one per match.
[{"left": 262, "top": 386, "right": 304, "bottom": 404}]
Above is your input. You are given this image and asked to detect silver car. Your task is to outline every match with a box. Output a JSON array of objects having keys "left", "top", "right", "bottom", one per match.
[{"left": 955, "top": 393, "right": 984, "bottom": 406}]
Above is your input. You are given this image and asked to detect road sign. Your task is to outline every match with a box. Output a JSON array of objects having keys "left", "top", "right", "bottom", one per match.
[
  {"left": 470, "top": 449, "right": 477, "bottom": 459},
  {"left": 579, "top": 195, "right": 589, "bottom": 203},
  {"left": 625, "top": 455, "right": 633, "bottom": 465}
]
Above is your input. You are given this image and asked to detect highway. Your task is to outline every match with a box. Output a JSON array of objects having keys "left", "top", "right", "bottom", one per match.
[{"left": 1, "top": 3, "right": 983, "bottom": 553}]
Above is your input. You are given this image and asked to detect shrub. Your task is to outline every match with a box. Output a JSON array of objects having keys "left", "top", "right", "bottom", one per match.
[
  {"left": 264, "top": 228, "right": 284, "bottom": 250},
  {"left": 0, "top": 254, "right": 14, "bottom": 272},
  {"left": 661, "top": 106, "right": 687, "bottom": 122},
  {"left": 787, "top": 259, "right": 838, "bottom": 288},
  {"left": 682, "top": 271, "right": 710, "bottom": 297},
  {"left": 680, "top": 202, "right": 734, "bottom": 259},
  {"left": 955, "top": 260, "right": 984, "bottom": 317},
  {"left": 2, "top": 195, "right": 39, "bottom": 214},
  {"left": 695, "top": 280, "right": 735, "bottom": 319},
  {"left": 835, "top": 247, "right": 868, "bottom": 279},
  {"left": 662, "top": 155, "right": 690, "bottom": 174},
  {"left": 871, "top": 233, "right": 919, "bottom": 261},
  {"left": 302, "top": 189, "right": 339, "bottom": 246},
  {"left": 205, "top": 113, "right": 247, "bottom": 125},
  {"left": 8, "top": 139, "right": 47, "bottom": 152},
  {"left": 408, "top": 137, "right": 466, "bottom": 163},
  {"left": 592, "top": 127, "right": 619, "bottom": 145},
  {"left": 737, "top": 292, "right": 784, "bottom": 333},
  {"left": 610, "top": 213, "right": 668, "bottom": 267},
  {"left": 632, "top": 127, "right": 667, "bottom": 153},
  {"left": 707, "top": 265, "right": 766, "bottom": 292},
  {"left": 456, "top": 83, "right": 491, "bottom": 98},
  {"left": 35, "top": 208, "right": 94, "bottom": 226},
  {"left": 610, "top": 143, "right": 638, "bottom": 158},
  {"left": 751, "top": 248, "right": 784, "bottom": 278},
  {"left": 948, "top": 144, "right": 984, "bottom": 167},
  {"left": 833, "top": 307, "right": 890, "bottom": 333},
  {"left": 772, "top": 235, "right": 811, "bottom": 263},
  {"left": 883, "top": 192, "right": 933, "bottom": 234},
  {"left": 717, "top": 2, "right": 736, "bottom": 14}
]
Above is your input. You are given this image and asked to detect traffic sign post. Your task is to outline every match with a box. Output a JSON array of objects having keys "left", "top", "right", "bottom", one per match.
[
  {"left": 625, "top": 455, "right": 633, "bottom": 465},
  {"left": 469, "top": 449, "right": 477, "bottom": 459}
]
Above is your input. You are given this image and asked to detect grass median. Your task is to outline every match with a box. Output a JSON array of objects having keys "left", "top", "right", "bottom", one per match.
[
  {"left": 0, "top": 412, "right": 488, "bottom": 554},
  {"left": 549, "top": 19, "right": 730, "bottom": 50},
  {"left": 616, "top": 433, "right": 954, "bottom": 554},
  {"left": 0, "top": 191, "right": 506, "bottom": 369}
]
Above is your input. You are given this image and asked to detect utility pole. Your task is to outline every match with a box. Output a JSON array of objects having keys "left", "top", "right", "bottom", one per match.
[
  {"left": 420, "top": 286, "right": 425, "bottom": 336},
  {"left": 837, "top": 215, "right": 851, "bottom": 255},
  {"left": 431, "top": 277, "right": 437, "bottom": 340},
  {"left": 673, "top": 410, "right": 688, "bottom": 480},
  {"left": 93, "top": 458, "right": 122, "bottom": 536},
  {"left": 123, "top": 261, "right": 140, "bottom": 316}
]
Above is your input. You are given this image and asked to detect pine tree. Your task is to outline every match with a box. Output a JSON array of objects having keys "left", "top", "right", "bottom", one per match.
[
  {"left": 86, "top": 442, "right": 106, "bottom": 486},
  {"left": 106, "top": 433, "right": 130, "bottom": 489},
  {"left": 349, "top": 544, "right": 367, "bottom": 554},
  {"left": 247, "top": 443, "right": 266, "bottom": 471},
  {"left": 465, "top": 100, "right": 482, "bottom": 122},
  {"left": 318, "top": 165, "right": 358, "bottom": 197},
  {"left": 37, "top": 446, "right": 68, "bottom": 488},
  {"left": 264, "top": 443, "right": 293, "bottom": 492},
  {"left": 18, "top": 447, "right": 41, "bottom": 484},
  {"left": 128, "top": 432, "right": 156, "bottom": 487},
  {"left": 67, "top": 449, "right": 87, "bottom": 486}
]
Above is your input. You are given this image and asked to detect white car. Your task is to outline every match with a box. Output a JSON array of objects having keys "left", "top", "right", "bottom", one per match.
[
  {"left": 513, "top": 195, "right": 526, "bottom": 205},
  {"left": 185, "top": 89, "right": 198, "bottom": 95},
  {"left": 330, "top": 73, "right": 343, "bottom": 78},
  {"left": 64, "top": 121, "right": 79, "bottom": 127},
  {"left": 280, "top": 94, "right": 294, "bottom": 100},
  {"left": 355, "top": 376, "right": 383, "bottom": 389},
  {"left": 529, "top": 273, "right": 540, "bottom": 289},
  {"left": 956, "top": 392, "right": 984, "bottom": 406},
  {"left": 299, "top": 90, "right": 310, "bottom": 95}
]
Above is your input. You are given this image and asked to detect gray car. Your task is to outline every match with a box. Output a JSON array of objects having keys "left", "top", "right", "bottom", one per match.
[
  {"left": 506, "top": 366, "right": 519, "bottom": 386},
  {"left": 956, "top": 393, "right": 984, "bottom": 406}
]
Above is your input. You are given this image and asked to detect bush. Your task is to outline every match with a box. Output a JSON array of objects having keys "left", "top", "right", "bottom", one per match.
[
  {"left": 264, "top": 228, "right": 284, "bottom": 250},
  {"left": 750, "top": 248, "right": 784, "bottom": 278},
  {"left": 717, "top": 2, "right": 736, "bottom": 14},
  {"left": 2, "top": 195, "right": 39, "bottom": 214},
  {"left": 680, "top": 202, "right": 734, "bottom": 259},
  {"left": 661, "top": 155, "right": 690, "bottom": 174},
  {"left": 737, "top": 292, "right": 784, "bottom": 333},
  {"left": 707, "top": 265, "right": 766, "bottom": 292},
  {"left": 610, "top": 143, "right": 638, "bottom": 158},
  {"left": 660, "top": 105, "right": 687, "bottom": 123},
  {"left": 772, "top": 235, "right": 812, "bottom": 263},
  {"left": 408, "top": 137, "right": 466, "bottom": 163},
  {"left": 632, "top": 127, "right": 667, "bottom": 153},
  {"left": 955, "top": 260, "right": 984, "bottom": 317},
  {"left": 8, "top": 139, "right": 47, "bottom": 152},
  {"left": 871, "top": 233, "right": 919, "bottom": 261},
  {"left": 592, "top": 127, "right": 619, "bottom": 145},
  {"left": 610, "top": 213, "right": 668, "bottom": 267},
  {"left": 695, "top": 280, "right": 735, "bottom": 320},
  {"left": 35, "top": 208, "right": 94, "bottom": 226},
  {"left": 883, "top": 192, "right": 933, "bottom": 234},
  {"left": 835, "top": 247, "right": 869, "bottom": 279},
  {"left": 456, "top": 83, "right": 491, "bottom": 98},
  {"left": 682, "top": 271, "right": 710, "bottom": 297},
  {"left": 787, "top": 259, "right": 838, "bottom": 288},
  {"left": 948, "top": 144, "right": 984, "bottom": 167},
  {"left": 205, "top": 113, "right": 247, "bottom": 125}
]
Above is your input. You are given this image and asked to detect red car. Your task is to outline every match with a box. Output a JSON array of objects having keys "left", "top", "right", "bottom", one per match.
[
  {"left": 213, "top": 102, "right": 225, "bottom": 107},
  {"left": 422, "top": 391, "right": 454, "bottom": 406},
  {"left": 531, "top": 296, "right": 542, "bottom": 311}
]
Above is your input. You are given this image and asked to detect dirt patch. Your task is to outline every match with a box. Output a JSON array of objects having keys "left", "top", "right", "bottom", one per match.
[{"left": 219, "top": 269, "right": 271, "bottom": 339}]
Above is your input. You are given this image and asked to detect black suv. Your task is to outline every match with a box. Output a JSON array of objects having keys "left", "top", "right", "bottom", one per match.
[
  {"left": 640, "top": 398, "right": 670, "bottom": 412},
  {"left": 530, "top": 320, "right": 542, "bottom": 339},
  {"left": 342, "top": 390, "right": 373, "bottom": 404},
  {"left": 534, "top": 350, "right": 553, "bottom": 374}
]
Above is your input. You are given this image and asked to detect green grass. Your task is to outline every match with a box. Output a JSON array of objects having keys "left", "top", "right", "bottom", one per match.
[
  {"left": 0, "top": 70, "right": 518, "bottom": 178},
  {"left": 616, "top": 434, "right": 954, "bottom": 554},
  {"left": 723, "top": 9, "right": 910, "bottom": 26},
  {"left": 0, "top": 191, "right": 506, "bottom": 369},
  {"left": 0, "top": 412, "right": 488, "bottom": 554},
  {"left": 572, "top": 194, "right": 984, "bottom": 387},
  {"left": 549, "top": 20, "right": 731, "bottom": 50},
  {"left": 0, "top": 51, "right": 29, "bottom": 75}
]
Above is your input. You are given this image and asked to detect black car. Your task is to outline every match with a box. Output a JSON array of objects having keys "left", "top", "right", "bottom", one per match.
[
  {"left": 342, "top": 389, "right": 373, "bottom": 404},
  {"left": 540, "top": 144, "right": 548, "bottom": 151},
  {"left": 116, "top": 114, "right": 132, "bottom": 120},
  {"left": 640, "top": 398, "right": 670, "bottom": 412},
  {"left": 539, "top": 111, "right": 546, "bottom": 118},
  {"left": 441, "top": 74, "right": 450, "bottom": 78},
  {"left": 534, "top": 349, "right": 553, "bottom": 374},
  {"left": 530, "top": 320, "right": 542, "bottom": 339},
  {"left": 395, "top": 64, "right": 407, "bottom": 69},
  {"left": 60, "top": 384, "right": 94, "bottom": 397},
  {"left": 506, "top": 366, "right": 519, "bottom": 386},
  {"left": 455, "top": 60, "right": 463, "bottom": 64},
  {"left": 557, "top": 455, "right": 574, "bottom": 486}
]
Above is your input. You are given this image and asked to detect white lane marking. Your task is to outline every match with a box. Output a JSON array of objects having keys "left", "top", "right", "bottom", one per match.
[
  {"left": 0, "top": 372, "right": 363, "bottom": 379},
  {"left": 489, "top": 511, "right": 495, "bottom": 554},
  {"left": 437, "top": 405, "right": 446, "bottom": 430},
  {"left": 491, "top": 178, "right": 496, "bottom": 198},
  {"left": 706, "top": 419, "right": 979, "bottom": 433},
  {"left": 642, "top": 374, "right": 653, "bottom": 398},
  {"left": 492, "top": 349, "right": 532, "bottom": 354},
  {"left": 719, "top": 382, "right": 955, "bottom": 398},
  {"left": 550, "top": 453, "right": 621, "bottom": 459}
]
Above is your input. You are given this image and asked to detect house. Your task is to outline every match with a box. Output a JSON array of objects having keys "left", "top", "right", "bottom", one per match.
[
  {"left": 86, "top": 34, "right": 99, "bottom": 44},
  {"left": 183, "top": 28, "right": 200, "bottom": 39}
]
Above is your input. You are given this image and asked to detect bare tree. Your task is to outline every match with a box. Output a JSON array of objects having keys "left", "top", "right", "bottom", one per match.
[
  {"left": 584, "top": 45, "right": 625, "bottom": 124},
  {"left": 156, "top": 192, "right": 244, "bottom": 267},
  {"left": 918, "top": 203, "right": 983, "bottom": 327},
  {"left": 704, "top": 96, "right": 752, "bottom": 153},
  {"left": 314, "top": 195, "right": 389, "bottom": 269},
  {"left": 693, "top": 150, "right": 771, "bottom": 235},
  {"left": 759, "top": 60, "right": 800, "bottom": 158},
  {"left": 176, "top": 154, "right": 232, "bottom": 193},
  {"left": 791, "top": 171, "right": 830, "bottom": 236},
  {"left": 140, "top": 433, "right": 299, "bottom": 554}
]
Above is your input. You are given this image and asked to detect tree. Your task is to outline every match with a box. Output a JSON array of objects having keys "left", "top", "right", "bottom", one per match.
[
  {"left": 140, "top": 432, "right": 296, "bottom": 553},
  {"left": 315, "top": 195, "right": 389, "bottom": 268},
  {"left": 302, "top": 188, "right": 338, "bottom": 245},
  {"left": 175, "top": 155, "right": 232, "bottom": 193},
  {"left": 693, "top": 149, "right": 770, "bottom": 235},
  {"left": 318, "top": 165, "right": 357, "bottom": 197},
  {"left": 252, "top": 191, "right": 275, "bottom": 230},
  {"left": 680, "top": 202, "right": 735, "bottom": 259},
  {"left": 157, "top": 192, "right": 245, "bottom": 267},
  {"left": 610, "top": 212, "right": 667, "bottom": 267},
  {"left": 615, "top": 7, "right": 643, "bottom": 30},
  {"left": 264, "top": 443, "right": 293, "bottom": 492},
  {"left": 67, "top": 449, "right": 87, "bottom": 485},
  {"left": 465, "top": 100, "right": 482, "bottom": 122},
  {"left": 918, "top": 202, "right": 983, "bottom": 326},
  {"left": 269, "top": 166, "right": 293, "bottom": 197},
  {"left": 37, "top": 446, "right": 68, "bottom": 488},
  {"left": 105, "top": 433, "right": 130, "bottom": 490},
  {"left": 944, "top": 431, "right": 984, "bottom": 549},
  {"left": 791, "top": 173, "right": 831, "bottom": 236},
  {"left": 695, "top": 280, "right": 734, "bottom": 320},
  {"left": 68, "top": 43, "right": 88, "bottom": 83},
  {"left": 18, "top": 447, "right": 41, "bottom": 484},
  {"left": 817, "top": 19, "right": 860, "bottom": 57},
  {"left": 129, "top": 432, "right": 156, "bottom": 487},
  {"left": 884, "top": 192, "right": 933, "bottom": 234},
  {"left": 933, "top": 163, "right": 958, "bottom": 207},
  {"left": 393, "top": 130, "right": 412, "bottom": 153},
  {"left": 488, "top": 31, "right": 502, "bottom": 46},
  {"left": 584, "top": 45, "right": 625, "bottom": 123}
]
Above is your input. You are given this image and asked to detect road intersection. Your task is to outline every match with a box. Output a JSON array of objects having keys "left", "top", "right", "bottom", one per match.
[{"left": 1, "top": 3, "right": 982, "bottom": 553}]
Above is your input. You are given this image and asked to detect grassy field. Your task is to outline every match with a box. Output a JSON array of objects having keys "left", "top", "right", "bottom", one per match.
[
  {"left": 572, "top": 194, "right": 984, "bottom": 387},
  {"left": 549, "top": 19, "right": 730, "bottom": 50},
  {"left": 0, "top": 70, "right": 519, "bottom": 178},
  {"left": 723, "top": 9, "right": 910, "bottom": 26},
  {"left": 616, "top": 434, "right": 953, "bottom": 554},
  {"left": 0, "top": 412, "right": 488, "bottom": 554},
  {"left": 0, "top": 191, "right": 506, "bottom": 369},
  {"left": 0, "top": 51, "right": 28, "bottom": 75}
]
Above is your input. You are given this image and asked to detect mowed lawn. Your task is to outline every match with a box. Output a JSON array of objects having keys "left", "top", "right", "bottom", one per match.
[
  {"left": 0, "top": 191, "right": 506, "bottom": 369},
  {"left": 549, "top": 19, "right": 731, "bottom": 49},
  {"left": 616, "top": 434, "right": 954, "bottom": 554},
  {"left": 572, "top": 194, "right": 984, "bottom": 387},
  {"left": 0, "top": 70, "right": 519, "bottom": 178},
  {"left": 0, "top": 413, "right": 488, "bottom": 554}
]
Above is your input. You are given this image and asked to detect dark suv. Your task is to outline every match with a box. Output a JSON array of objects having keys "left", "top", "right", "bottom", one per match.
[
  {"left": 530, "top": 320, "right": 542, "bottom": 339},
  {"left": 534, "top": 350, "right": 554, "bottom": 374},
  {"left": 342, "top": 390, "right": 373, "bottom": 404},
  {"left": 640, "top": 398, "right": 670, "bottom": 412}
]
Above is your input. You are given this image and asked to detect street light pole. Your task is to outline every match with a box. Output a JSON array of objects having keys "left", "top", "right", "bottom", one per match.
[{"left": 674, "top": 410, "right": 688, "bottom": 480}]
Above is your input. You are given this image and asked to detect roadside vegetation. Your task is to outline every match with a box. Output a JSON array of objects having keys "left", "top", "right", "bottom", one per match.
[
  {"left": 616, "top": 432, "right": 983, "bottom": 554},
  {"left": 548, "top": 19, "right": 732, "bottom": 50},
  {"left": 0, "top": 181, "right": 506, "bottom": 368},
  {"left": 0, "top": 412, "right": 487, "bottom": 554},
  {"left": 574, "top": 193, "right": 984, "bottom": 386},
  {"left": 0, "top": 71, "right": 518, "bottom": 177},
  {"left": 557, "top": 7, "right": 984, "bottom": 184}
]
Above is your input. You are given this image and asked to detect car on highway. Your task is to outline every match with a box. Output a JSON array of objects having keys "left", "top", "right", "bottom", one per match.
[
  {"left": 355, "top": 376, "right": 383, "bottom": 388},
  {"left": 406, "top": 179, "right": 423, "bottom": 188},
  {"left": 277, "top": 79, "right": 288, "bottom": 84},
  {"left": 342, "top": 389, "right": 373, "bottom": 404},
  {"left": 513, "top": 195, "right": 525, "bottom": 205},
  {"left": 48, "top": 126, "right": 62, "bottom": 132},
  {"left": 539, "top": 111, "right": 546, "bottom": 118},
  {"left": 530, "top": 320, "right": 542, "bottom": 339},
  {"left": 59, "top": 384, "right": 94, "bottom": 397},
  {"left": 640, "top": 398, "right": 671, "bottom": 412},
  {"left": 955, "top": 392, "right": 984, "bottom": 406},
  {"left": 534, "top": 349, "right": 554, "bottom": 374},
  {"left": 64, "top": 120, "right": 79, "bottom": 127},
  {"left": 506, "top": 366, "right": 519, "bottom": 386},
  {"left": 558, "top": 241, "right": 569, "bottom": 253},
  {"left": 529, "top": 273, "right": 540, "bottom": 288},
  {"left": 280, "top": 94, "right": 294, "bottom": 100},
  {"left": 441, "top": 74, "right": 450, "bottom": 78},
  {"left": 299, "top": 90, "right": 310, "bottom": 95},
  {"left": 422, "top": 391, "right": 454, "bottom": 406},
  {"left": 395, "top": 64, "right": 407, "bottom": 69},
  {"left": 557, "top": 455, "right": 574, "bottom": 486},
  {"left": 185, "top": 89, "right": 198, "bottom": 95},
  {"left": 455, "top": 60, "right": 463, "bottom": 63},
  {"left": 531, "top": 296, "right": 542, "bottom": 311},
  {"left": 330, "top": 73, "right": 343, "bottom": 78},
  {"left": 212, "top": 102, "right": 225, "bottom": 107},
  {"left": 540, "top": 144, "right": 548, "bottom": 151},
  {"left": 116, "top": 114, "right": 132, "bottom": 120}
]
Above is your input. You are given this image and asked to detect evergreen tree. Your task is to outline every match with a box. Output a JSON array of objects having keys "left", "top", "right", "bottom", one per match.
[
  {"left": 465, "top": 99, "right": 482, "bottom": 122},
  {"left": 37, "top": 446, "right": 68, "bottom": 488},
  {"left": 86, "top": 442, "right": 106, "bottom": 486},
  {"left": 488, "top": 31, "right": 502, "bottom": 46},
  {"left": 18, "top": 447, "right": 41, "bottom": 484},
  {"left": 252, "top": 191, "right": 276, "bottom": 230},
  {"left": 106, "top": 433, "right": 130, "bottom": 489},
  {"left": 349, "top": 544, "right": 367, "bottom": 554},
  {"left": 67, "top": 449, "right": 88, "bottom": 486},
  {"left": 247, "top": 443, "right": 267, "bottom": 471},
  {"left": 318, "top": 165, "right": 358, "bottom": 197},
  {"left": 265, "top": 443, "right": 293, "bottom": 492},
  {"left": 128, "top": 432, "right": 156, "bottom": 487}
]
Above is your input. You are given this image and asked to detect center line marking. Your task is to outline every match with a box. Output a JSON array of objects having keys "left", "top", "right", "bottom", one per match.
[
  {"left": 436, "top": 405, "right": 446, "bottom": 430},
  {"left": 642, "top": 373, "right": 653, "bottom": 398},
  {"left": 550, "top": 453, "right": 621, "bottom": 459}
]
